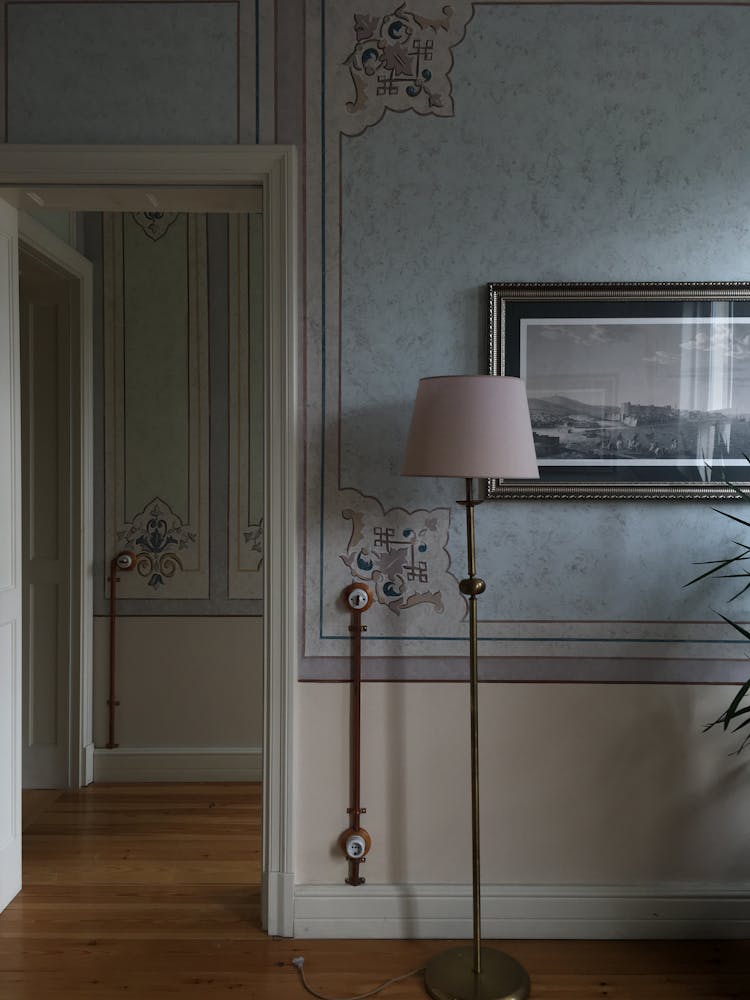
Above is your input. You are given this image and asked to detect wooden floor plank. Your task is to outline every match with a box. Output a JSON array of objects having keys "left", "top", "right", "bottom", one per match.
[
  {"left": 21, "top": 789, "right": 64, "bottom": 832},
  {"left": 2, "top": 783, "right": 749, "bottom": 998}
]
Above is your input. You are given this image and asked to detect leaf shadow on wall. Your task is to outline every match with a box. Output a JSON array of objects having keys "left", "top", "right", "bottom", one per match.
[{"left": 596, "top": 687, "right": 750, "bottom": 890}]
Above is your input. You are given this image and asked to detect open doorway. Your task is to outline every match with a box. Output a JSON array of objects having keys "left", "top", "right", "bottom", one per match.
[
  {"left": 88, "top": 204, "right": 265, "bottom": 778},
  {"left": 0, "top": 145, "right": 298, "bottom": 937},
  {"left": 20, "top": 200, "right": 264, "bottom": 793}
]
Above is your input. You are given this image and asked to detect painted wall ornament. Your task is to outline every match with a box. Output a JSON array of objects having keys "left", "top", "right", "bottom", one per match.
[
  {"left": 244, "top": 518, "right": 264, "bottom": 558},
  {"left": 117, "top": 496, "right": 197, "bottom": 588},
  {"left": 340, "top": 498, "right": 454, "bottom": 615},
  {"left": 132, "top": 212, "right": 180, "bottom": 241},
  {"left": 103, "top": 212, "right": 210, "bottom": 602},
  {"left": 340, "top": 1, "right": 473, "bottom": 135}
]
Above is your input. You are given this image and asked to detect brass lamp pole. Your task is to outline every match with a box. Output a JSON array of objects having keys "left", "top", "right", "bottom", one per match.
[{"left": 402, "top": 376, "right": 538, "bottom": 1000}]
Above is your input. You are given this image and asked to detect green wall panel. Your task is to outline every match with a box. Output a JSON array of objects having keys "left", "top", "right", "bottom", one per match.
[{"left": 123, "top": 214, "right": 190, "bottom": 521}]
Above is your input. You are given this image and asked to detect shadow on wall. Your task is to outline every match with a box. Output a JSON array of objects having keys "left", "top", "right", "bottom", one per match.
[
  {"left": 383, "top": 680, "right": 408, "bottom": 887},
  {"left": 591, "top": 686, "right": 750, "bottom": 886},
  {"left": 339, "top": 397, "right": 419, "bottom": 496}
]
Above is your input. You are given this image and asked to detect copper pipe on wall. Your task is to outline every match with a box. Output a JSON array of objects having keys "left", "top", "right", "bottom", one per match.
[
  {"left": 107, "top": 552, "right": 137, "bottom": 749},
  {"left": 339, "top": 583, "right": 373, "bottom": 887},
  {"left": 349, "top": 607, "right": 364, "bottom": 832}
]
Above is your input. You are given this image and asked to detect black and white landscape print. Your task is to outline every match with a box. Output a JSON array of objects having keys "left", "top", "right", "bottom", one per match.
[{"left": 521, "top": 317, "right": 750, "bottom": 466}]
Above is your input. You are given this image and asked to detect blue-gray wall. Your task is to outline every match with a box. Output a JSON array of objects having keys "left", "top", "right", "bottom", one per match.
[
  {"left": 8, "top": 1, "right": 749, "bottom": 677},
  {"left": 303, "top": 1, "right": 750, "bottom": 684}
]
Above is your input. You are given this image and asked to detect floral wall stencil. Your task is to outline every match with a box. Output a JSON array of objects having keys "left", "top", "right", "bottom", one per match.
[
  {"left": 244, "top": 519, "right": 264, "bottom": 556},
  {"left": 98, "top": 210, "right": 265, "bottom": 611},
  {"left": 338, "top": 1, "right": 473, "bottom": 135},
  {"left": 342, "top": 507, "right": 443, "bottom": 614},
  {"left": 337, "top": 491, "right": 462, "bottom": 619},
  {"left": 103, "top": 212, "right": 210, "bottom": 600},
  {"left": 118, "top": 497, "right": 197, "bottom": 588},
  {"left": 132, "top": 212, "right": 180, "bottom": 241}
]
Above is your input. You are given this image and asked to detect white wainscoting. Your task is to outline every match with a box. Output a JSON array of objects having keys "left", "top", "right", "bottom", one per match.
[
  {"left": 93, "top": 746, "right": 262, "bottom": 783},
  {"left": 294, "top": 883, "right": 750, "bottom": 939}
]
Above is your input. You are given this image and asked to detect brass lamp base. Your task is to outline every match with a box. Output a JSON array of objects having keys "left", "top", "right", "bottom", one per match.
[{"left": 424, "top": 946, "right": 530, "bottom": 1000}]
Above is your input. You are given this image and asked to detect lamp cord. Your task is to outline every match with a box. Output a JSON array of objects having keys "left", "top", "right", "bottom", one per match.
[{"left": 291, "top": 957, "right": 424, "bottom": 1000}]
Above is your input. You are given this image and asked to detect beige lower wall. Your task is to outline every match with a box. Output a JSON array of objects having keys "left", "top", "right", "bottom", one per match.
[
  {"left": 93, "top": 616, "right": 263, "bottom": 749},
  {"left": 296, "top": 682, "right": 750, "bottom": 887}
]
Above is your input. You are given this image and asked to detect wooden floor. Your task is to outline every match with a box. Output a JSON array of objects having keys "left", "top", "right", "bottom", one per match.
[{"left": 0, "top": 784, "right": 748, "bottom": 999}]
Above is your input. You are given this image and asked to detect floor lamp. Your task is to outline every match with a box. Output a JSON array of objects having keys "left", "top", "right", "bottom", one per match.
[{"left": 402, "top": 375, "right": 539, "bottom": 1000}]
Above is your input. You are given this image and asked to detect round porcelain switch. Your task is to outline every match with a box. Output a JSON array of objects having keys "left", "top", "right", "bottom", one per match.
[
  {"left": 345, "top": 833, "right": 367, "bottom": 859},
  {"left": 342, "top": 583, "right": 373, "bottom": 612}
]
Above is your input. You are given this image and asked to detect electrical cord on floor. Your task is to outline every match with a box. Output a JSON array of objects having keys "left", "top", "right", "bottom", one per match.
[{"left": 291, "top": 956, "right": 425, "bottom": 1000}]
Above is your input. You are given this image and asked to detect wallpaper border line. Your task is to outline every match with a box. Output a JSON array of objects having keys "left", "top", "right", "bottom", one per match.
[{"left": 298, "top": 655, "right": 750, "bottom": 683}]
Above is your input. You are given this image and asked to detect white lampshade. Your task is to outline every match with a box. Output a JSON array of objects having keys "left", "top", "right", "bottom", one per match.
[{"left": 402, "top": 375, "right": 539, "bottom": 479}]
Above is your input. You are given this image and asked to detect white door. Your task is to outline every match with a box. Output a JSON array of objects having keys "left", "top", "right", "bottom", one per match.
[
  {"left": 20, "top": 249, "right": 71, "bottom": 789},
  {"left": 0, "top": 198, "right": 22, "bottom": 912}
]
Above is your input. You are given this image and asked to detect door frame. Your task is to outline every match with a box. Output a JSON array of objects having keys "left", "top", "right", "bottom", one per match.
[
  {"left": 0, "top": 145, "right": 299, "bottom": 937},
  {"left": 18, "top": 213, "right": 94, "bottom": 790}
]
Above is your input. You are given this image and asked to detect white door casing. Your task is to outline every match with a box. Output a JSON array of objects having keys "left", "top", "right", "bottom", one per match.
[
  {"left": 19, "top": 214, "right": 94, "bottom": 790},
  {"left": 0, "top": 147, "right": 299, "bottom": 935},
  {"left": 20, "top": 248, "right": 72, "bottom": 789},
  {"left": 0, "top": 197, "right": 22, "bottom": 913}
]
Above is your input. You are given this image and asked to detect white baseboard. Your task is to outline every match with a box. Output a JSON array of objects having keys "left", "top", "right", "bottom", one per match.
[
  {"left": 294, "top": 882, "right": 750, "bottom": 939},
  {"left": 93, "top": 747, "right": 262, "bottom": 783},
  {"left": 263, "top": 869, "right": 296, "bottom": 938},
  {"left": 83, "top": 742, "right": 94, "bottom": 786}
]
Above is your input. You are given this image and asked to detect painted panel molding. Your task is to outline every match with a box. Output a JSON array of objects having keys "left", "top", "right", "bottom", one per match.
[
  {"left": 228, "top": 214, "right": 264, "bottom": 599},
  {"left": 104, "top": 213, "right": 209, "bottom": 598}
]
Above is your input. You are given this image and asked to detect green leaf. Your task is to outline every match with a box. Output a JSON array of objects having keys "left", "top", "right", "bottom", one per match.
[
  {"left": 714, "top": 506, "right": 750, "bottom": 529},
  {"left": 684, "top": 554, "right": 748, "bottom": 587},
  {"left": 721, "top": 478, "right": 750, "bottom": 502},
  {"left": 724, "top": 704, "right": 750, "bottom": 720},
  {"left": 727, "top": 580, "right": 750, "bottom": 602},
  {"left": 720, "top": 674, "right": 750, "bottom": 730},
  {"left": 715, "top": 614, "right": 750, "bottom": 644}
]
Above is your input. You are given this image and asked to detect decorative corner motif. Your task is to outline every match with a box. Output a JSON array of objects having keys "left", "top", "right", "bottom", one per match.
[
  {"left": 243, "top": 518, "right": 264, "bottom": 564},
  {"left": 132, "top": 212, "right": 180, "bottom": 241},
  {"left": 341, "top": 2, "right": 473, "bottom": 135},
  {"left": 117, "top": 496, "right": 197, "bottom": 588},
  {"left": 340, "top": 502, "right": 450, "bottom": 615}
]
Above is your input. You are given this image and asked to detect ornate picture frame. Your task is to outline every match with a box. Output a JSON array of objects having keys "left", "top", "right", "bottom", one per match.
[{"left": 488, "top": 281, "right": 750, "bottom": 500}]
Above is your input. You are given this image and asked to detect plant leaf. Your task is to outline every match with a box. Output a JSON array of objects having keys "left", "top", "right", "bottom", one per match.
[
  {"left": 713, "top": 506, "right": 750, "bottom": 529},
  {"left": 727, "top": 580, "right": 750, "bottom": 602},
  {"left": 719, "top": 674, "right": 750, "bottom": 730},
  {"left": 684, "top": 553, "right": 749, "bottom": 587},
  {"left": 715, "top": 613, "right": 750, "bottom": 644}
]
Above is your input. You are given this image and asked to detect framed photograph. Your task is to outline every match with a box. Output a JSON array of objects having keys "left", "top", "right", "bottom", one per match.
[{"left": 488, "top": 281, "right": 750, "bottom": 500}]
